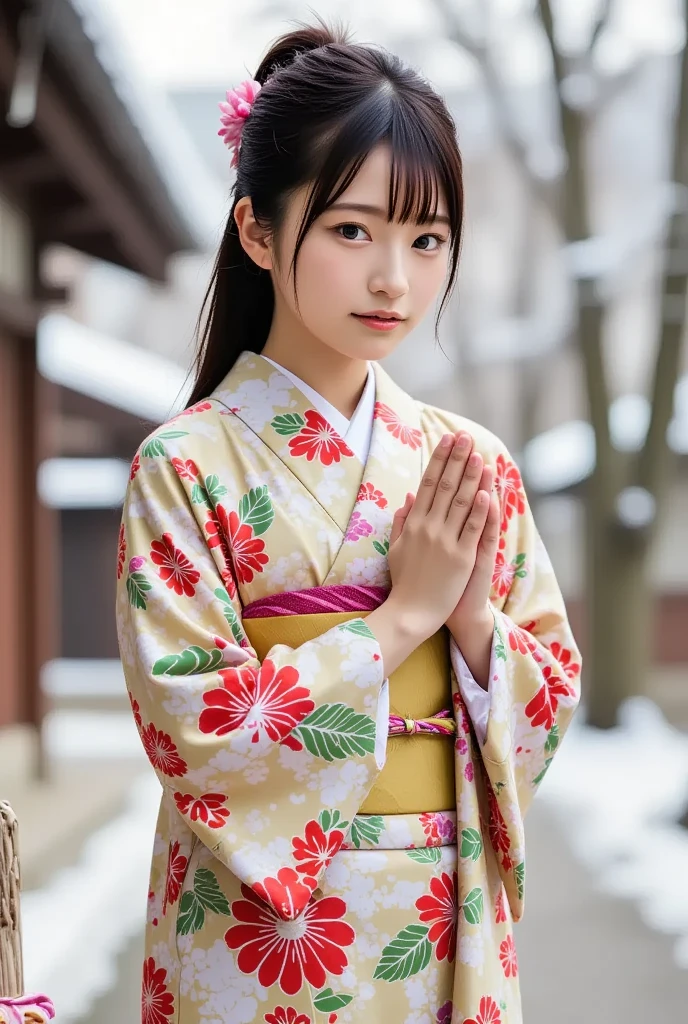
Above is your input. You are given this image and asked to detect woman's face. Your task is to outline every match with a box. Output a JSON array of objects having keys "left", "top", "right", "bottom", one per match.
[{"left": 269, "top": 144, "right": 452, "bottom": 362}]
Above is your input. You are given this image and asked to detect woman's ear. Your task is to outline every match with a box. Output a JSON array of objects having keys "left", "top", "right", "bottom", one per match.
[{"left": 234, "top": 197, "right": 274, "bottom": 270}]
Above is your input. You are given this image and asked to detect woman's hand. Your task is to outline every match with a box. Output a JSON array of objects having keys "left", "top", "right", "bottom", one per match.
[
  {"left": 386, "top": 431, "right": 491, "bottom": 643},
  {"left": 390, "top": 435, "right": 501, "bottom": 687}
]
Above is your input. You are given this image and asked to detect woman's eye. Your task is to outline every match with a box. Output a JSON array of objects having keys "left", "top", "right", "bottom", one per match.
[
  {"left": 413, "top": 234, "right": 444, "bottom": 251},
  {"left": 336, "top": 224, "right": 368, "bottom": 241}
]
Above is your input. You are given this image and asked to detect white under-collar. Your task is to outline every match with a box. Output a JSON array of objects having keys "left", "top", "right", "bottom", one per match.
[{"left": 261, "top": 356, "right": 376, "bottom": 464}]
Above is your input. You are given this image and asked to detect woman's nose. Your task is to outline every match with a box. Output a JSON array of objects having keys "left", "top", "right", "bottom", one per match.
[{"left": 369, "top": 252, "right": 410, "bottom": 299}]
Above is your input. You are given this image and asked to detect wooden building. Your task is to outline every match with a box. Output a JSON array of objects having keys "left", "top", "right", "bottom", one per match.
[{"left": 0, "top": 0, "right": 201, "bottom": 770}]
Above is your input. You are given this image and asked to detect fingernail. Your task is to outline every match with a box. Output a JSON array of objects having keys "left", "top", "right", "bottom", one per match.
[
  {"left": 469, "top": 453, "right": 482, "bottom": 467},
  {"left": 441, "top": 434, "right": 452, "bottom": 447},
  {"left": 457, "top": 433, "right": 470, "bottom": 449}
]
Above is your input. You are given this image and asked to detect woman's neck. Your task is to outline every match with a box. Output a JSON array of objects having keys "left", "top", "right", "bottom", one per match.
[{"left": 261, "top": 322, "right": 368, "bottom": 421}]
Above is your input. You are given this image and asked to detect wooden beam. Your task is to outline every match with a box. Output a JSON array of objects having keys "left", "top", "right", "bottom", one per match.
[
  {"left": 0, "top": 25, "right": 169, "bottom": 281},
  {"left": 0, "top": 286, "right": 39, "bottom": 336},
  {"left": 41, "top": 203, "right": 102, "bottom": 236}
]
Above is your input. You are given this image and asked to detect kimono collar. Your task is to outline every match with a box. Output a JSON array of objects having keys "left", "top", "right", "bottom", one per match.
[{"left": 211, "top": 351, "right": 424, "bottom": 554}]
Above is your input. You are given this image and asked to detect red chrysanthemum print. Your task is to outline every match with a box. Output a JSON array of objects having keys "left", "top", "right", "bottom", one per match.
[
  {"left": 171, "top": 457, "right": 200, "bottom": 482},
  {"left": 287, "top": 410, "right": 354, "bottom": 465},
  {"left": 495, "top": 888, "right": 507, "bottom": 924},
  {"left": 499, "top": 934, "right": 518, "bottom": 977},
  {"left": 549, "top": 641, "right": 581, "bottom": 680},
  {"left": 507, "top": 624, "right": 543, "bottom": 662},
  {"left": 141, "top": 723, "right": 188, "bottom": 777},
  {"left": 464, "top": 995, "right": 502, "bottom": 1024},
  {"left": 494, "top": 453, "right": 525, "bottom": 530},
  {"left": 205, "top": 503, "right": 238, "bottom": 596},
  {"left": 374, "top": 402, "right": 422, "bottom": 449},
  {"left": 130, "top": 452, "right": 141, "bottom": 480},
  {"left": 487, "top": 785, "right": 512, "bottom": 870},
  {"left": 419, "top": 812, "right": 442, "bottom": 846},
  {"left": 415, "top": 871, "right": 458, "bottom": 963},
  {"left": 264, "top": 1009, "right": 311, "bottom": 1024},
  {"left": 225, "top": 868, "right": 354, "bottom": 995},
  {"left": 163, "top": 840, "right": 188, "bottom": 915},
  {"left": 524, "top": 665, "right": 577, "bottom": 732},
  {"left": 150, "top": 533, "right": 200, "bottom": 597},
  {"left": 117, "top": 524, "right": 126, "bottom": 579},
  {"left": 179, "top": 400, "right": 213, "bottom": 416},
  {"left": 292, "top": 820, "right": 345, "bottom": 887},
  {"left": 128, "top": 690, "right": 143, "bottom": 731},
  {"left": 174, "top": 791, "right": 230, "bottom": 829},
  {"left": 356, "top": 482, "right": 388, "bottom": 508},
  {"left": 141, "top": 956, "right": 175, "bottom": 1024},
  {"left": 199, "top": 659, "right": 314, "bottom": 746},
  {"left": 228, "top": 510, "right": 269, "bottom": 583}
]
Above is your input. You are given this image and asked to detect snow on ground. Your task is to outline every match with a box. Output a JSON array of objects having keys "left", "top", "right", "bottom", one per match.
[{"left": 537, "top": 696, "right": 688, "bottom": 968}]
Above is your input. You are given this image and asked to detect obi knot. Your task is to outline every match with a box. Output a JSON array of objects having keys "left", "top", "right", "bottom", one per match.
[{"left": 388, "top": 710, "right": 456, "bottom": 737}]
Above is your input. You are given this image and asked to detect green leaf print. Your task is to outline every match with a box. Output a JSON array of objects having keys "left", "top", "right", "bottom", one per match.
[
  {"left": 190, "top": 475, "right": 228, "bottom": 509},
  {"left": 405, "top": 847, "right": 442, "bottom": 865},
  {"left": 271, "top": 412, "right": 305, "bottom": 436},
  {"left": 126, "top": 571, "right": 152, "bottom": 610},
  {"left": 349, "top": 815, "right": 384, "bottom": 849},
  {"left": 193, "top": 867, "right": 231, "bottom": 916},
  {"left": 238, "top": 485, "right": 274, "bottom": 536},
  {"left": 373, "top": 923, "right": 432, "bottom": 982},
  {"left": 152, "top": 645, "right": 224, "bottom": 676},
  {"left": 319, "top": 809, "right": 349, "bottom": 834},
  {"left": 545, "top": 724, "right": 560, "bottom": 754},
  {"left": 141, "top": 430, "right": 188, "bottom": 458},
  {"left": 313, "top": 989, "right": 354, "bottom": 1013},
  {"left": 462, "top": 887, "right": 484, "bottom": 925},
  {"left": 515, "top": 861, "right": 525, "bottom": 900},
  {"left": 372, "top": 539, "right": 389, "bottom": 557},
  {"left": 215, "top": 588, "right": 245, "bottom": 647},
  {"left": 460, "top": 827, "right": 483, "bottom": 862},
  {"left": 293, "top": 703, "right": 376, "bottom": 762},
  {"left": 175, "top": 868, "right": 231, "bottom": 936},
  {"left": 176, "top": 890, "right": 205, "bottom": 935},
  {"left": 513, "top": 552, "right": 528, "bottom": 579},
  {"left": 338, "top": 619, "right": 375, "bottom": 639},
  {"left": 494, "top": 621, "right": 507, "bottom": 662},
  {"left": 532, "top": 757, "right": 553, "bottom": 786}
]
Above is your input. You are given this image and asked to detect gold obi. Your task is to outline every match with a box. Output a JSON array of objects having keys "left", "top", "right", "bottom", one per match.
[{"left": 242, "top": 610, "right": 456, "bottom": 815}]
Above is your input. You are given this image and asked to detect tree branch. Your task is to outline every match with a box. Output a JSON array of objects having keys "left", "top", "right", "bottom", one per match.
[
  {"left": 636, "top": 5, "right": 688, "bottom": 499},
  {"left": 430, "top": 0, "right": 558, "bottom": 218},
  {"left": 588, "top": 0, "right": 613, "bottom": 59}
]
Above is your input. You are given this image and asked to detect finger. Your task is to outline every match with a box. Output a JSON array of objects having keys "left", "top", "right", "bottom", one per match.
[
  {"left": 409, "top": 434, "right": 456, "bottom": 519},
  {"left": 457, "top": 488, "right": 490, "bottom": 557},
  {"left": 390, "top": 492, "right": 414, "bottom": 545},
  {"left": 477, "top": 490, "right": 501, "bottom": 564},
  {"left": 446, "top": 448, "right": 484, "bottom": 536},
  {"left": 426, "top": 431, "right": 474, "bottom": 523}
]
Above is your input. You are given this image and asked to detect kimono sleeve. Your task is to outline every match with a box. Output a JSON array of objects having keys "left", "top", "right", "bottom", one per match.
[
  {"left": 451, "top": 446, "right": 582, "bottom": 920},
  {"left": 116, "top": 453, "right": 387, "bottom": 922}
]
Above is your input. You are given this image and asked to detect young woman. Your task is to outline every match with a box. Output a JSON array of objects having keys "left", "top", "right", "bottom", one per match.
[{"left": 117, "top": 22, "right": 581, "bottom": 1024}]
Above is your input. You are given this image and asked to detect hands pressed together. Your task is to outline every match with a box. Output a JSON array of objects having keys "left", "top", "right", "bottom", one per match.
[{"left": 387, "top": 431, "right": 501, "bottom": 688}]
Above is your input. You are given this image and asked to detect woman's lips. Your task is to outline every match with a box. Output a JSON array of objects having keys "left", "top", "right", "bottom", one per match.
[{"left": 352, "top": 313, "right": 404, "bottom": 331}]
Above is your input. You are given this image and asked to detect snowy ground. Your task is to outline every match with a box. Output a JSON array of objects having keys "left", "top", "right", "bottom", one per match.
[{"left": 537, "top": 696, "right": 688, "bottom": 969}]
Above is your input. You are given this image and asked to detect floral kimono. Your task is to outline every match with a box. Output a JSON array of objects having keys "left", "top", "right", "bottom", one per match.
[{"left": 116, "top": 351, "right": 581, "bottom": 1024}]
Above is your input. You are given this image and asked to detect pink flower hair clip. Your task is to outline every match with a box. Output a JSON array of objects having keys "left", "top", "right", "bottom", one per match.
[{"left": 218, "top": 79, "right": 262, "bottom": 168}]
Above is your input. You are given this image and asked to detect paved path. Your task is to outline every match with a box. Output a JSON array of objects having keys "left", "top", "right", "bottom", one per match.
[{"left": 518, "top": 801, "right": 688, "bottom": 1022}]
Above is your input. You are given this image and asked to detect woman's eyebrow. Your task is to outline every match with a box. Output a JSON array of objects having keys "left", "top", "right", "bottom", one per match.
[{"left": 328, "top": 202, "right": 451, "bottom": 226}]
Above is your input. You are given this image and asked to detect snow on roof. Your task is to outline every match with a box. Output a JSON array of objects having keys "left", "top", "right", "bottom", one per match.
[{"left": 66, "top": 0, "right": 227, "bottom": 250}]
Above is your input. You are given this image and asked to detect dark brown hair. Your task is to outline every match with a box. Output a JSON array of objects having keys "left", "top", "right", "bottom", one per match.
[{"left": 188, "top": 19, "right": 464, "bottom": 405}]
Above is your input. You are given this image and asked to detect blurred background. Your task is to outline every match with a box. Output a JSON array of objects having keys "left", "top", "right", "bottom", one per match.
[{"left": 0, "top": 0, "right": 687, "bottom": 1020}]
